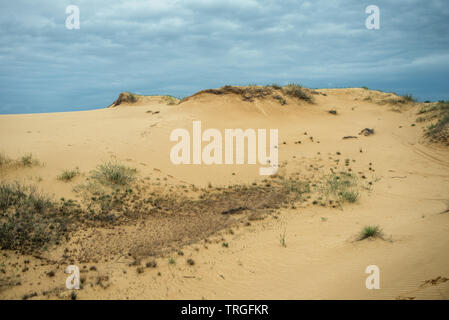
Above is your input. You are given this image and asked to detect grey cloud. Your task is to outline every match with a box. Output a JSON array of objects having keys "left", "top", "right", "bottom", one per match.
[{"left": 0, "top": 0, "right": 448, "bottom": 113}]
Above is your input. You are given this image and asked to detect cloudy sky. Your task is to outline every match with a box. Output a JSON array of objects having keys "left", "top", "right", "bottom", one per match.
[{"left": 0, "top": 0, "right": 448, "bottom": 114}]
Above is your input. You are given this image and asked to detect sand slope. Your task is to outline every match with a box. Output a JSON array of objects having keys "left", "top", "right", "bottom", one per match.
[{"left": 0, "top": 87, "right": 448, "bottom": 300}]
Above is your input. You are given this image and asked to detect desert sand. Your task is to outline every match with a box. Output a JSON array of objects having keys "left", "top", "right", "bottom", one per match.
[{"left": 0, "top": 86, "right": 448, "bottom": 300}]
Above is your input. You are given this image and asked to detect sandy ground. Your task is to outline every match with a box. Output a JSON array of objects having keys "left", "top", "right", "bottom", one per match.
[{"left": 0, "top": 88, "right": 448, "bottom": 299}]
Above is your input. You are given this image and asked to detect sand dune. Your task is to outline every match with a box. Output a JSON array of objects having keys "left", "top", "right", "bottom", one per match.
[{"left": 0, "top": 86, "right": 448, "bottom": 300}]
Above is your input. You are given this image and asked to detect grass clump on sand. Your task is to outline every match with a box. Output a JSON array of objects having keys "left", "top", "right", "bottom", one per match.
[
  {"left": 91, "top": 161, "right": 137, "bottom": 186},
  {"left": 57, "top": 168, "right": 80, "bottom": 182},
  {"left": 319, "top": 172, "right": 360, "bottom": 205},
  {"left": 357, "top": 225, "right": 383, "bottom": 241},
  {"left": 0, "top": 153, "right": 12, "bottom": 169},
  {"left": 0, "top": 182, "right": 81, "bottom": 253},
  {"left": 129, "top": 93, "right": 137, "bottom": 103},
  {"left": 19, "top": 153, "right": 39, "bottom": 167},
  {"left": 0, "top": 153, "right": 39, "bottom": 169},
  {"left": 162, "top": 95, "right": 178, "bottom": 105},
  {"left": 279, "top": 231, "right": 287, "bottom": 247},
  {"left": 282, "top": 84, "right": 313, "bottom": 103},
  {"left": 269, "top": 83, "right": 282, "bottom": 90},
  {"left": 416, "top": 101, "right": 449, "bottom": 144},
  {"left": 402, "top": 93, "right": 416, "bottom": 103}
]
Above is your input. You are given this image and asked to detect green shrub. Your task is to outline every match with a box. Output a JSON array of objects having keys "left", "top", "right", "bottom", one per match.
[
  {"left": 358, "top": 225, "right": 383, "bottom": 240},
  {"left": 20, "top": 153, "right": 38, "bottom": 166},
  {"left": 57, "top": 168, "right": 80, "bottom": 181},
  {"left": 91, "top": 161, "right": 137, "bottom": 186},
  {"left": 0, "top": 182, "right": 78, "bottom": 253},
  {"left": 342, "top": 190, "right": 359, "bottom": 203}
]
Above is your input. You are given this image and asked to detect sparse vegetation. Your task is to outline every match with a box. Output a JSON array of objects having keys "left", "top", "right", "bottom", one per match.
[
  {"left": 416, "top": 101, "right": 449, "bottom": 143},
  {"left": 112, "top": 92, "right": 138, "bottom": 106},
  {"left": 0, "top": 153, "right": 11, "bottom": 167},
  {"left": 19, "top": 153, "right": 38, "bottom": 166},
  {"left": 91, "top": 161, "right": 136, "bottom": 186},
  {"left": 280, "top": 231, "right": 287, "bottom": 247},
  {"left": 0, "top": 182, "right": 82, "bottom": 253},
  {"left": 357, "top": 225, "right": 383, "bottom": 241},
  {"left": 146, "top": 260, "right": 157, "bottom": 268},
  {"left": 282, "top": 84, "right": 313, "bottom": 103},
  {"left": 162, "top": 95, "right": 178, "bottom": 105},
  {"left": 319, "top": 172, "right": 360, "bottom": 205},
  {"left": 402, "top": 93, "right": 416, "bottom": 103},
  {"left": 129, "top": 93, "right": 137, "bottom": 103},
  {"left": 57, "top": 168, "right": 80, "bottom": 181},
  {"left": 341, "top": 190, "right": 359, "bottom": 203},
  {"left": 0, "top": 153, "right": 39, "bottom": 169},
  {"left": 273, "top": 95, "right": 287, "bottom": 105}
]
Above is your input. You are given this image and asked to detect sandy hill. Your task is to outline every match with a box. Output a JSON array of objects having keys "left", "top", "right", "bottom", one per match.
[{"left": 0, "top": 86, "right": 448, "bottom": 300}]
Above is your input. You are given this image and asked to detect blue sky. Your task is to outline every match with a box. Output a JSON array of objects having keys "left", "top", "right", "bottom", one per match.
[{"left": 1, "top": 0, "right": 448, "bottom": 114}]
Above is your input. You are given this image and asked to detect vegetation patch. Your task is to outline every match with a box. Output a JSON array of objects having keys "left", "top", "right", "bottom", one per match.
[
  {"left": 318, "top": 172, "right": 360, "bottom": 206},
  {"left": 0, "top": 153, "right": 12, "bottom": 168},
  {"left": 273, "top": 94, "right": 287, "bottom": 105},
  {"left": 57, "top": 168, "right": 80, "bottom": 181},
  {"left": 357, "top": 225, "right": 383, "bottom": 241},
  {"left": 282, "top": 84, "right": 313, "bottom": 103},
  {"left": 0, "top": 182, "right": 83, "bottom": 253},
  {"left": 0, "top": 153, "right": 40, "bottom": 170},
  {"left": 416, "top": 101, "right": 449, "bottom": 144},
  {"left": 90, "top": 161, "right": 137, "bottom": 186},
  {"left": 111, "top": 92, "right": 138, "bottom": 106},
  {"left": 180, "top": 84, "right": 313, "bottom": 104},
  {"left": 162, "top": 95, "right": 178, "bottom": 105}
]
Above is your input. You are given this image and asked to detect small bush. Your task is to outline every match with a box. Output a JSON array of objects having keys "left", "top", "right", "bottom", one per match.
[
  {"left": 0, "top": 153, "right": 11, "bottom": 167},
  {"left": 282, "top": 84, "right": 313, "bottom": 103},
  {"left": 341, "top": 190, "right": 359, "bottom": 203},
  {"left": 0, "top": 182, "right": 80, "bottom": 253},
  {"left": 358, "top": 225, "right": 383, "bottom": 240},
  {"left": 402, "top": 94, "right": 416, "bottom": 103},
  {"left": 20, "top": 153, "right": 38, "bottom": 167},
  {"left": 57, "top": 168, "right": 79, "bottom": 182},
  {"left": 162, "top": 96, "right": 178, "bottom": 105},
  {"left": 91, "top": 161, "right": 136, "bottom": 186},
  {"left": 0, "top": 153, "right": 39, "bottom": 169}
]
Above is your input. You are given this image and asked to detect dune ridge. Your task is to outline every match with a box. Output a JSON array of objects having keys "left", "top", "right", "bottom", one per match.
[{"left": 0, "top": 86, "right": 448, "bottom": 300}]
